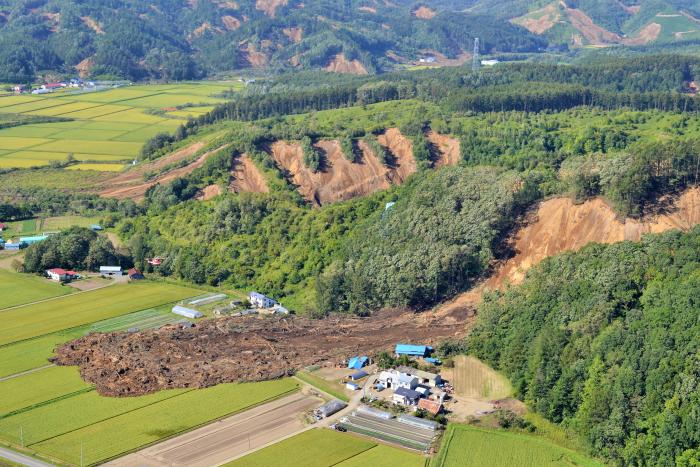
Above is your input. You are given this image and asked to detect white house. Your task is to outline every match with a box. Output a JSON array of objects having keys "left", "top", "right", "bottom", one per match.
[
  {"left": 249, "top": 291, "right": 276, "bottom": 308},
  {"left": 397, "top": 366, "right": 443, "bottom": 388},
  {"left": 100, "top": 266, "right": 122, "bottom": 277},
  {"left": 377, "top": 370, "right": 418, "bottom": 390},
  {"left": 393, "top": 387, "right": 421, "bottom": 406},
  {"left": 46, "top": 268, "right": 76, "bottom": 282}
]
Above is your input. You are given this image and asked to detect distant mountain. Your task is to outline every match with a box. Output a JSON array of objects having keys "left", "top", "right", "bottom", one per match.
[
  {"left": 0, "top": 0, "right": 544, "bottom": 82},
  {"left": 473, "top": 0, "right": 700, "bottom": 48}
]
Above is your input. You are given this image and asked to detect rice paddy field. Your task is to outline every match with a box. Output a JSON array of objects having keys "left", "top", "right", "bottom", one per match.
[
  {"left": 0, "top": 82, "right": 239, "bottom": 171},
  {"left": 0, "top": 271, "right": 301, "bottom": 465},
  {"left": 227, "top": 429, "right": 427, "bottom": 467},
  {"left": 431, "top": 425, "right": 602, "bottom": 467}
]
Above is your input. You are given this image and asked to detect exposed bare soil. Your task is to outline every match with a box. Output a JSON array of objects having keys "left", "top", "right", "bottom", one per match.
[
  {"left": 221, "top": 15, "right": 241, "bottom": 30},
  {"left": 99, "top": 142, "right": 229, "bottom": 201},
  {"left": 324, "top": 53, "right": 368, "bottom": 75},
  {"left": 282, "top": 26, "right": 302, "bottom": 43},
  {"left": 427, "top": 131, "right": 460, "bottom": 167},
  {"left": 53, "top": 306, "right": 471, "bottom": 396},
  {"left": 413, "top": 5, "right": 436, "bottom": 19},
  {"left": 359, "top": 6, "right": 376, "bottom": 13},
  {"left": 512, "top": 4, "right": 561, "bottom": 34},
  {"left": 562, "top": 2, "right": 659, "bottom": 46},
  {"left": 239, "top": 42, "right": 269, "bottom": 68},
  {"left": 230, "top": 154, "right": 269, "bottom": 194},
  {"left": 75, "top": 57, "right": 95, "bottom": 78},
  {"left": 255, "top": 0, "right": 287, "bottom": 17},
  {"left": 377, "top": 128, "right": 417, "bottom": 180},
  {"left": 437, "top": 188, "right": 700, "bottom": 315},
  {"left": 81, "top": 16, "right": 104, "bottom": 34},
  {"left": 270, "top": 140, "right": 392, "bottom": 205},
  {"left": 196, "top": 184, "right": 223, "bottom": 201}
]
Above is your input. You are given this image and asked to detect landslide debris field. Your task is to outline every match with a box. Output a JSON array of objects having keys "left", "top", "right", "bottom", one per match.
[{"left": 53, "top": 307, "right": 470, "bottom": 397}]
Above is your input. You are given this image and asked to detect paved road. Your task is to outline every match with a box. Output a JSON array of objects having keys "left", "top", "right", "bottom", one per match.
[
  {"left": 107, "top": 393, "right": 322, "bottom": 467},
  {"left": 0, "top": 447, "right": 54, "bottom": 467}
]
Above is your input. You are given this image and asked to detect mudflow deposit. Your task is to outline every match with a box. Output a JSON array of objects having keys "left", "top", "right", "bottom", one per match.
[{"left": 52, "top": 307, "right": 471, "bottom": 397}]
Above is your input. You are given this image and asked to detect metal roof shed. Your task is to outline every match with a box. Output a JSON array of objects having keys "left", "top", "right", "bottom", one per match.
[
  {"left": 318, "top": 399, "right": 347, "bottom": 418},
  {"left": 350, "top": 370, "right": 368, "bottom": 380},
  {"left": 395, "top": 344, "right": 432, "bottom": 357},
  {"left": 347, "top": 356, "right": 368, "bottom": 370}
]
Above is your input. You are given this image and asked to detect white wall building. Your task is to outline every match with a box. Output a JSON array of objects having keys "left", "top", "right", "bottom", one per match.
[{"left": 249, "top": 291, "right": 276, "bottom": 308}]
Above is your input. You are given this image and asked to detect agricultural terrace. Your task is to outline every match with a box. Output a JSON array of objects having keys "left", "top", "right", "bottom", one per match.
[
  {"left": 0, "top": 269, "right": 72, "bottom": 310},
  {"left": 227, "top": 429, "right": 427, "bottom": 467},
  {"left": 0, "top": 281, "right": 197, "bottom": 346},
  {"left": 431, "top": 425, "right": 602, "bottom": 467},
  {"left": 0, "top": 376, "right": 298, "bottom": 465},
  {"left": 0, "top": 82, "right": 239, "bottom": 171}
]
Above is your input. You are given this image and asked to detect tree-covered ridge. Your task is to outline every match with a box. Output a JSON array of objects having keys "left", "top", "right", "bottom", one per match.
[
  {"left": 0, "top": 0, "right": 543, "bottom": 82},
  {"left": 468, "top": 227, "right": 700, "bottom": 465}
]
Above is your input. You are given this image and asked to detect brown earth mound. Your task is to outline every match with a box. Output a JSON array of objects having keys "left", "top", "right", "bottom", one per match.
[
  {"left": 428, "top": 131, "right": 460, "bottom": 167},
  {"left": 99, "top": 142, "right": 229, "bottom": 201},
  {"left": 221, "top": 15, "right": 241, "bottom": 30},
  {"left": 271, "top": 140, "right": 392, "bottom": 205},
  {"left": 256, "top": 0, "right": 287, "bottom": 17},
  {"left": 230, "top": 154, "right": 269, "bottom": 194},
  {"left": 52, "top": 306, "right": 471, "bottom": 396},
  {"left": 438, "top": 188, "right": 700, "bottom": 315},
  {"left": 324, "top": 53, "right": 368, "bottom": 75},
  {"left": 413, "top": 5, "right": 436, "bottom": 19}
]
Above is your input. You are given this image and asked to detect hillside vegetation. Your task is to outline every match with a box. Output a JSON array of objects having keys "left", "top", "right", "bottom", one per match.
[{"left": 468, "top": 227, "right": 700, "bottom": 465}]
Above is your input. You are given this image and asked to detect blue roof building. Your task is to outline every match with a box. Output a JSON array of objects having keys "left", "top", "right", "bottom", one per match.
[
  {"left": 350, "top": 370, "right": 368, "bottom": 381},
  {"left": 395, "top": 344, "right": 433, "bottom": 357},
  {"left": 4, "top": 241, "right": 27, "bottom": 250},
  {"left": 347, "top": 356, "right": 368, "bottom": 370},
  {"left": 20, "top": 235, "right": 48, "bottom": 245}
]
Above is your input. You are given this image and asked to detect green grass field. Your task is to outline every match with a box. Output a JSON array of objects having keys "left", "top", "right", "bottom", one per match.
[
  {"left": 31, "top": 379, "right": 299, "bottom": 465},
  {"left": 295, "top": 370, "right": 350, "bottom": 402},
  {"left": 227, "top": 429, "right": 426, "bottom": 467},
  {"left": 0, "top": 269, "right": 72, "bottom": 310},
  {"left": 0, "top": 282, "right": 198, "bottom": 346},
  {"left": 431, "top": 425, "right": 602, "bottom": 467},
  {"left": 0, "top": 331, "right": 81, "bottom": 378},
  {"left": 39, "top": 215, "right": 101, "bottom": 231},
  {"left": 0, "top": 366, "right": 92, "bottom": 417},
  {"left": 0, "top": 82, "right": 238, "bottom": 170}
]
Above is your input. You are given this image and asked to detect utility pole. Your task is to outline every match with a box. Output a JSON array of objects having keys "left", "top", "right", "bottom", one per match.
[
  {"left": 472, "top": 38, "right": 480, "bottom": 72},
  {"left": 20, "top": 426, "right": 23, "bottom": 447}
]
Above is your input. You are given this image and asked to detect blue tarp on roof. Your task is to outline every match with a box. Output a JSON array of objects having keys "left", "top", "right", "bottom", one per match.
[
  {"left": 395, "top": 344, "right": 432, "bottom": 357},
  {"left": 348, "top": 356, "right": 368, "bottom": 369}
]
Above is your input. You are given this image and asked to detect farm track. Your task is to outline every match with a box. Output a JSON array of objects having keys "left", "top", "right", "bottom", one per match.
[
  {"left": 0, "top": 364, "right": 54, "bottom": 382},
  {"left": 0, "top": 447, "right": 54, "bottom": 467}
]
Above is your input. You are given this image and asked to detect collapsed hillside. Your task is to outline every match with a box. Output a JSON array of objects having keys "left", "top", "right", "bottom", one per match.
[{"left": 52, "top": 306, "right": 471, "bottom": 396}]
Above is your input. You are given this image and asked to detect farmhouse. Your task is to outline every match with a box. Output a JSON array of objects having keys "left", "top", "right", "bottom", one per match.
[
  {"left": 393, "top": 387, "right": 421, "bottom": 406},
  {"left": 378, "top": 370, "right": 418, "bottom": 390},
  {"left": 418, "top": 398, "right": 443, "bottom": 416},
  {"left": 397, "top": 366, "right": 443, "bottom": 388},
  {"left": 249, "top": 291, "right": 276, "bottom": 308},
  {"left": 172, "top": 305, "right": 203, "bottom": 319},
  {"left": 100, "top": 266, "right": 122, "bottom": 277},
  {"left": 0, "top": 223, "right": 5, "bottom": 231},
  {"left": 395, "top": 344, "right": 432, "bottom": 358},
  {"left": 127, "top": 268, "right": 145, "bottom": 280},
  {"left": 46, "top": 268, "right": 77, "bottom": 282}
]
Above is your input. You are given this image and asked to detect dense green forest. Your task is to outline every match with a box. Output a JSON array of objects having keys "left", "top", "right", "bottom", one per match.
[{"left": 468, "top": 228, "right": 700, "bottom": 465}]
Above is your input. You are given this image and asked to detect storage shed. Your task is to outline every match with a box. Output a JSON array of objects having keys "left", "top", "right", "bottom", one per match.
[
  {"left": 349, "top": 370, "right": 368, "bottom": 381},
  {"left": 172, "top": 305, "right": 203, "bottom": 319},
  {"left": 100, "top": 266, "right": 122, "bottom": 277},
  {"left": 127, "top": 268, "right": 145, "bottom": 280},
  {"left": 317, "top": 399, "right": 347, "bottom": 418},
  {"left": 395, "top": 344, "right": 432, "bottom": 357},
  {"left": 347, "top": 356, "right": 368, "bottom": 370},
  {"left": 20, "top": 235, "right": 48, "bottom": 245}
]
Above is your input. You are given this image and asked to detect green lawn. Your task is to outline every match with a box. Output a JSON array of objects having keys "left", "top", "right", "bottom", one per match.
[
  {"left": 431, "top": 425, "right": 602, "bottom": 467},
  {"left": 228, "top": 429, "right": 426, "bottom": 467},
  {"left": 31, "top": 379, "right": 299, "bottom": 465},
  {"left": 0, "top": 366, "right": 92, "bottom": 417},
  {"left": 0, "top": 282, "right": 198, "bottom": 346},
  {"left": 295, "top": 370, "right": 350, "bottom": 402},
  {"left": 0, "top": 269, "right": 72, "bottom": 310}
]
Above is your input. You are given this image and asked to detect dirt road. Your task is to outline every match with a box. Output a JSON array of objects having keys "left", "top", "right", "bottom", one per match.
[{"left": 106, "top": 392, "right": 322, "bottom": 467}]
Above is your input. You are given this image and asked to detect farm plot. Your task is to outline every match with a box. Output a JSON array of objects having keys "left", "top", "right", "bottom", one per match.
[
  {"left": 228, "top": 428, "right": 426, "bottom": 467},
  {"left": 0, "top": 137, "right": 50, "bottom": 150},
  {"left": 0, "top": 269, "right": 71, "bottom": 310},
  {"left": 32, "top": 379, "right": 299, "bottom": 465},
  {"left": 0, "top": 366, "right": 91, "bottom": 417},
  {"left": 30, "top": 139, "right": 141, "bottom": 156},
  {"left": 431, "top": 425, "right": 601, "bottom": 467},
  {"left": 449, "top": 355, "right": 512, "bottom": 399},
  {"left": 39, "top": 215, "right": 101, "bottom": 230},
  {"left": 0, "top": 282, "right": 198, "bottom": 346},
  {"left": 66, "top": 163, "right": 125, "bottom": 171}
]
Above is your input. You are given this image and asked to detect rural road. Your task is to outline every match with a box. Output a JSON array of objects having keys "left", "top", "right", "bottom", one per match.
[
  {"left": 106, "top": 392, "right": 323, "bottom": 467},
  {"left": 0, "top": 447, "right": 54, "bottom": 467}
]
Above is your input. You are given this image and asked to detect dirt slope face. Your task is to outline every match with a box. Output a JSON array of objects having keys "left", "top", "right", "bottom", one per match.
[
  {"left": 230, "top": 154, "right": 269, "bottom": 194},
  {"left": 324, "top": 53, "right": 368, "bottom": 75},
  {"left": 428, "top": 131, "right": 460, "bottom": 167},
  {"left": 271, "top": 140, "right": 393, "bottom": 205},
  {"left": 99, "top": 142, "right": 228, "bottom": 201},
  {"left": 377, "top": 128, "right": 417, "bottom": 181},
  {"left": 53, "top": 307, "right": 470, "bottom": 396}
]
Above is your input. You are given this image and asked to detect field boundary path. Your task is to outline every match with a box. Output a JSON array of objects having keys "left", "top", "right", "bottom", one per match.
[
  {"left": 0, "top": 364, "right": 54, "bottom": 383},
  {"left": 0, "top": 446, "right": 54, "bottom": 467}
]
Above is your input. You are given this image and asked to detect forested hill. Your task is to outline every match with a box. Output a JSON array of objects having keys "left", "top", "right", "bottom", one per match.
[{"left": 0, "top": 0, "right": 544, "bottom": 83}]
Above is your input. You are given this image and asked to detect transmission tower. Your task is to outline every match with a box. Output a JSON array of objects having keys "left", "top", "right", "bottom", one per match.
[{"left": 472, "top": 37, "right": 480, "bottom": 71}]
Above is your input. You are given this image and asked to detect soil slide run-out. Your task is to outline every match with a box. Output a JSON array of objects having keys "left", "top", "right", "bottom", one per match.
[
  {"left": 439, "top": 188, "right": 700, "bottom": 315},
  {"left": 52, "top": 307, "right": 470, "bottom": 396},
  {"left": 99, "top": 143, "right": 228, "bottom": 201},
  {"left": 377, "top": 128, "right": 417, "bottom": 181},
  {"left": 427, "top": 131, "right": 460, "bottom": 167},
  {"left": 230, "top": 154, "right": 269, "bottom": 194}
]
